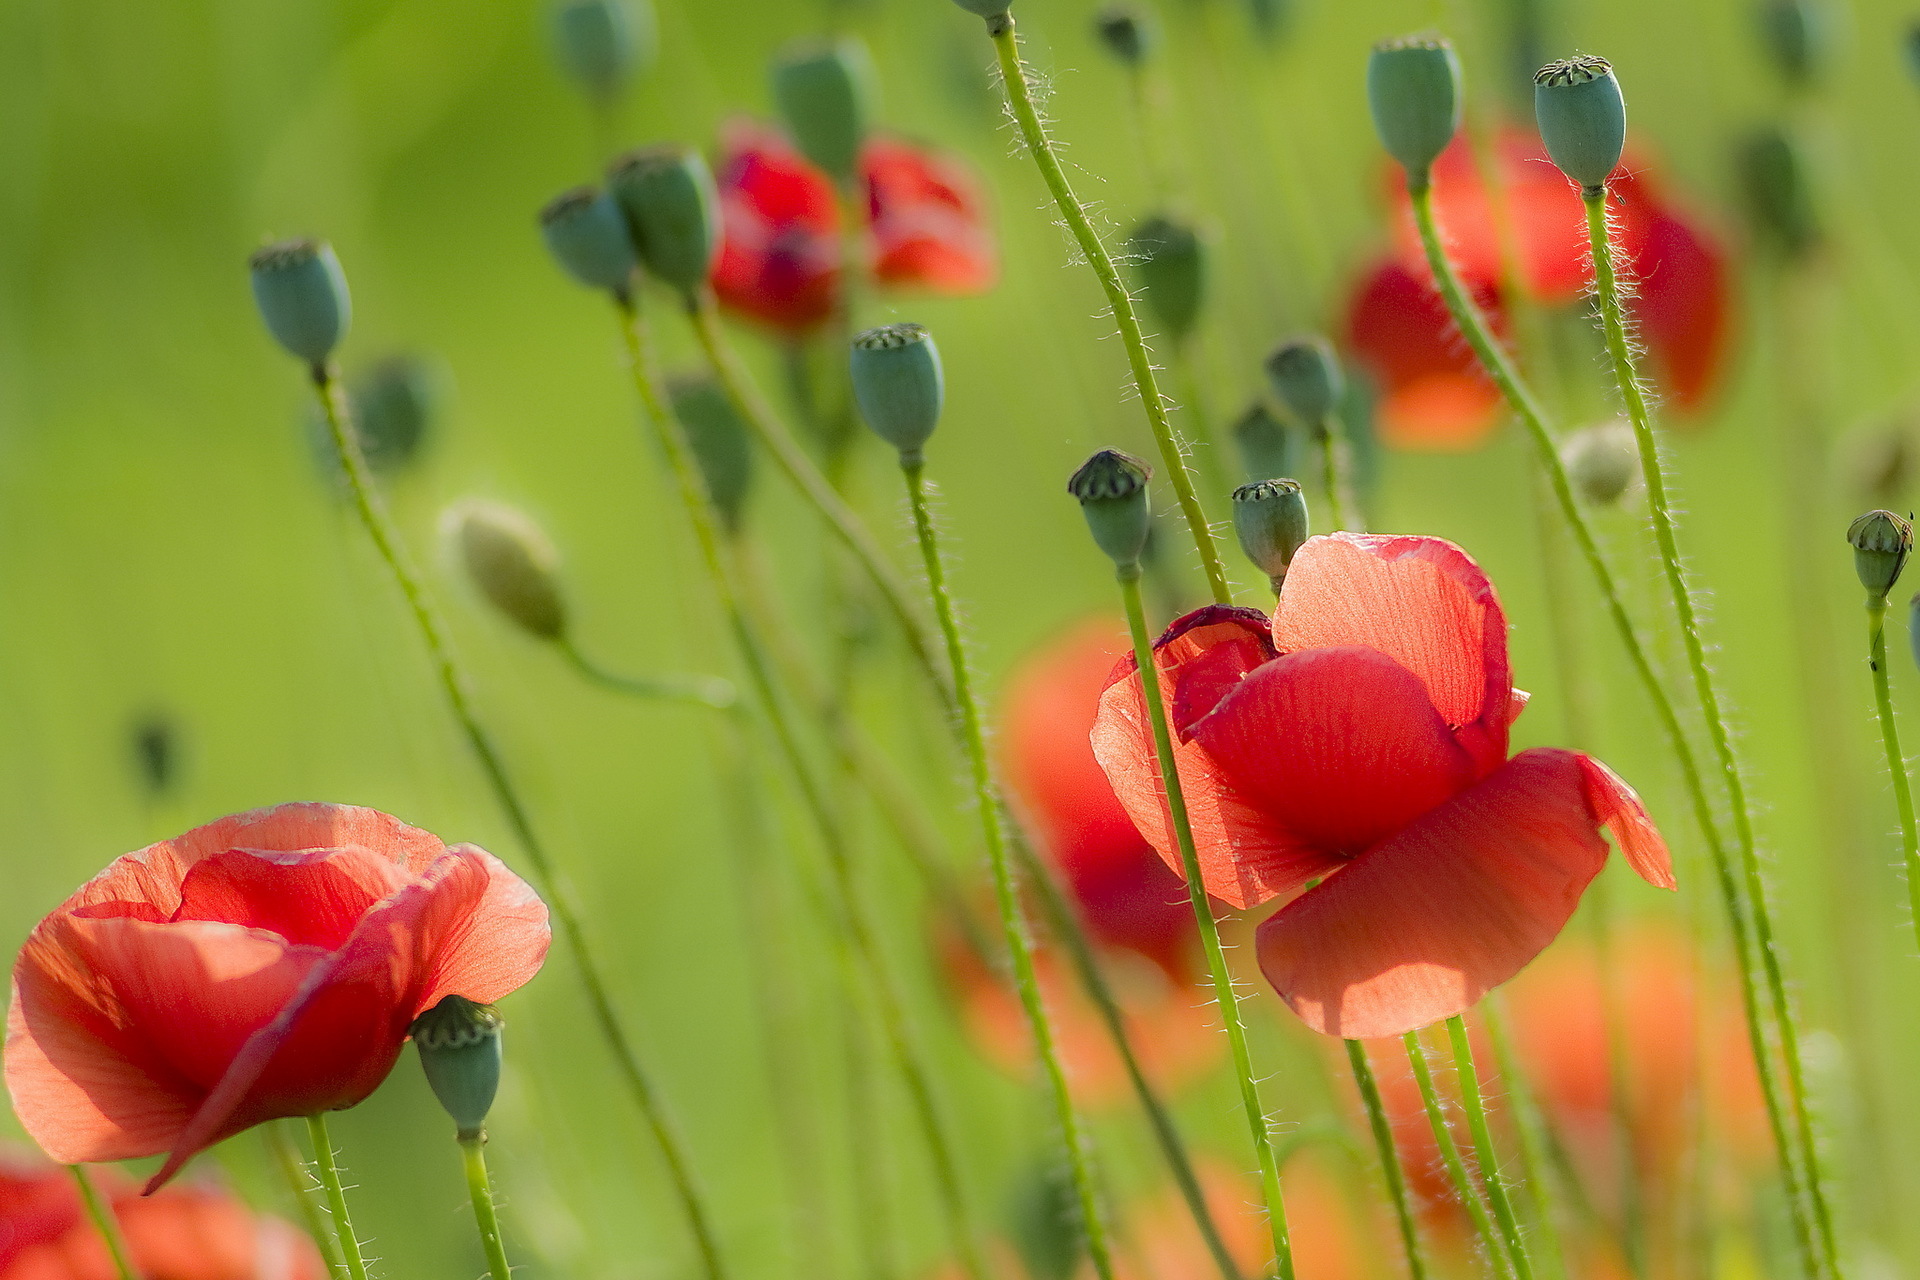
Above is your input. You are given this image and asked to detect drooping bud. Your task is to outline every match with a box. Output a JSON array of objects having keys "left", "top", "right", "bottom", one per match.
[
  {"left": 411, "top": 995, "right": 504, "bottom": 1141},
  {"left": 1534, "top": 56, "right": 1627, "bottom": 191},
  {"left": 1560, "top": 419, "right": 1639, "bottom": 506},
  {"left": 607, "top": 146, "right": 721, "bottom": 296},
  {"left": 1069, "top": 450, "right": 1153, "bottom": 570},
  {"left": 548, "top": 0, "right": 656, "bottom": 104},
  {"left": 1849, "top": 509, "right": 1913, "bottom": 600},
  {"left": 249, "top": 239, "right": 351, "bottom": 366},
  {"left": 1125, "top": 215, "right": 1206, "bottom": 346},
  {"left": 771, "top": 38, "right": 875, "bottom": 188},
  {"left": 1233, "top": 402, "right": 1297, "bottom": 484},
  {"left": 851, "top": 324, "right": 944, "bottom": 465},
  {"left": 1093, "top": 4, "right": 1153, "bottom": 65},
  {"left": 1366, "top": 37, "right": 1462, "bottom": 189},
  {"left": 1232, "top": 479, "right": 1309, "bottom": 589},
  {"left": 539, "top": 187, "right": 638, "bottom": 295},
  {"left": 1738, "top": 126, "right": 1820, "bottom": 260},
  {"left": 1757, "top": 0, "right": 1829, "bottom": 87},
  {"left": 354, "top": 355, "right": 445, "bottom": 475},
  {"left": 668, "top": 375, "right": 755, "bottom": 533},
  {"left": 1264, "top": 337, "right": 1344, "bottom": 432},
  {"left": 131, "top": 713, "right": 180, "bottom": 799},
  {"left": 450, "top": 501, "right": 568, "bottom": 640}
]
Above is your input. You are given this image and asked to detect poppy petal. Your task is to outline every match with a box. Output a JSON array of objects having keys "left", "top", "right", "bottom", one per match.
[
  {"left": 1577, "top": 753, "right": 1675, "bottom": 888},
  {"left": 172, "top": 847, "right": 412, "bottom": 950}
]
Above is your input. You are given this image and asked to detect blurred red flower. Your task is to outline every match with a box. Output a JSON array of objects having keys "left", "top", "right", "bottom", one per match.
[
  {"left": 712, "top": 122, "right": 995, "bottom": 336},
  {"left": 1092, "top": 533, "right": 1673, "bottom": 1037},
  {"left": 1346, "top": 131, "right": 1729, "bottom": 451},
  {"left": 0, "top": 1152, "right": 325, "bottom": 1280},
  {"left": 5, "top": 804, "right": 549, "bottom": 1191}
]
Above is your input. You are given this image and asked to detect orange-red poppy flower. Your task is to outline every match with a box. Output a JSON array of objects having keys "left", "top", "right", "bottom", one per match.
[
  {"left": 1092, "top": 533, "right": 1673, "bottom": 1038},
  {"left": 712, "top": 122, "right": 995, "bottom": 336},
  {"left": 5, "top": 804, "right": 549, "bottom": 1191},
  {"left": 0, "top": 1151, "right": 325, "bottom": 1280}
]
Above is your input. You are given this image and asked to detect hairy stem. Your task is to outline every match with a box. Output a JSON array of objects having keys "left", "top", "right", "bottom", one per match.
[
  {"left": 304, "top": 1115, "right": 370, "bottom": 1280},
  {"left": 1446, "top": 1015, "right": 1535, "bottom": 1280},
  {"left": 1402, "top": 1034, "right": 1514, "bottom": 1280},
  {"left": 459, "top": 1136, "right": 514, "bottom": 1280},
  {"left": 1344, "top": 1040, "right": 1428, "bottom": 1280},
  {"left": 1866, "top": 598, "right": 1920, "bottom": 957},
  {"left": 264, "top": 1121, "right": 349, "bottom": 1278}
]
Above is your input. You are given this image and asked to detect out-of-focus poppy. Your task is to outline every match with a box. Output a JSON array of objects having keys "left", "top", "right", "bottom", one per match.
[
  {"left": 1093, "top": 533, "right": 1673, "bottom": 1038},
  {"left": 1103, "top": 1157, "right": 1375, "bottom": 1280},
  {"left": 5, "top": 804, "right": 550, "bottom": 1190}
]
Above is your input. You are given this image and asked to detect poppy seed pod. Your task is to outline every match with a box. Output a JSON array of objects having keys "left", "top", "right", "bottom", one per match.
[
  {"left": 1069, "top": 449, "right": 1153, "bottom": 570},
  {"left": 1233, "top": 402, "right": 1297, "bottom": 484},
  {"left": 1366, "top": 37, "right": 1462, "bottom": 189},
  {"left": 539, "top": 187, "right": 638, "bottom": 295},
  {"left": 353, "top": 354, "right": 444, "bottom": 474},
  {"left": 411, "top": 995, "right": 504, "bottom": 1141},
  {"left": 249, "top": 239, "right": 351, "bottom": 366},
  {"left": 1264, "top": 337, "right": 1344, "bottom": 431},
  {"left": 851, "top": 324, "right": 945, "bottom": 465},
  {"left": 1561, "top": 420, "right": 1640, "bottom": 506},
  {"left": 1125, "top": 215, "right": 1206, "bottom": 346},
  {"left": 668, "top": 375, "right": 755, "bottom": 532},
  {"left": 771, "top": 38, "right": 875, "bottom": 188},
  {"left": 1849, "top": 509, "right": 1913, "bottom": 600},
  {"left": 1757, "top": 0, "right": 1829, "bottom": 87},
  {"left": 451, "top": 501, "right": 569, "bottom": 640},
  {"left": 1739, "top": 127, "right": 1820, "bottom": 260},
  {"left": 607, "top": 146, "right": 721, "bottom": 296},
  {"left": 1094, "top": 4, "right": 1153, "bottom": 65},
  {"left": 1534, "top": 56, "right": 1627, "bottom": 191},
  {"left": 1232, "top": 478, "right": 1309, "bottom": 587},
  {"left": 549, "top": 0, "right": 655, "bottom": 103}
]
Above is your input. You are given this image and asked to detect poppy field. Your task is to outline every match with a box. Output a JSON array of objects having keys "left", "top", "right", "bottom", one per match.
[{"left": 5, "top": 0, "right": 1920, "bottom": 1277}]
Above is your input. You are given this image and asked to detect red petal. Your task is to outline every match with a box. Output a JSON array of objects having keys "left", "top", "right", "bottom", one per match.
[
  {"left": 1577, "top": 753, "right": 1674, "bottom": 888},
  {"left": 172, "top": 847, "right": 411, "bottom": 950},
  {"left": 1344, "top": 259, "right": 1507, "bottom": 452},
  {"left": 713, "top": 120, "right": 842, "bottom": 334},
  {"left": 1625, "top": 204, "right": 1729, "bottom": 414},
  {"left": 1189, "top": 646, "right": 1474, "bottom": 855},
  {"left": 0, "top": 1156, "right": 85, "bottom": 1271},
  {"left": 863, "top": 138, "right": 996, "bottom": 294},
  {"left": 1256, "top": 748, "right": 1617, "bottom": 1038},
  {"left": 1275, "top": 533, "right": 1512, "bottom": 775}
]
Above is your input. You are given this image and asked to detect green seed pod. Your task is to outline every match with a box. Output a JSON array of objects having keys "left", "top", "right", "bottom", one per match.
[
  {"left": 1849, "top": 509, "right": 1913, "bottom": 600},
  {"left": 354, "top": 355, "right": 444, "bottom": 474},
  {"left": 607, "top": 145, "right": 721, "bottom": 296},
  {"left": 668, "top": 375, "right": 755, "bottom": 533},
  {"left": 771, "top": 37, "right": 875, "bottom": 188},
  {"left": 1534, "top": 56, "right": 1627, "bottom": 191},
  {"left": 1232, "top": 478, "right": 1309, "bottom": 588},
  {"left": 1232, "top": 401, "right": 1297, "bottom": 484},
  {"left": 411, "top": 996, "right": 504, "bottom": 1141},
  {"left": 1561, "top": 419, "right": 1639, "bottom": 506},
  {"left": 1093, "top": 3, "right": 1153, "bottom": 65},
  {"left": 1906, "top": 23, "right": 1920, "bottom": 87},
  {"left": 1264, "top": 337, "right": 1344, "bottom": 431},
  {"left": 539, "top": 187, "right": 638, "bottom": 295},
  {"left": 451, "top": 500, "right": 568, "bottom": 640},
  {"left": 249, "top": 239, "right": 351, "bottom": 366},
  {"left": 548, "top": 0, "right": 655, "bottom": 103},
  {"left": 1739, "top": 126, "right": 1820, "bottom": 260},
  {"left": 1069, "top": 449, "right": 1153, "bottom": 570},
  {"left": 1757, "top": 0, "right": 1829, "bottom": 87},
  {"left": 1125, "top": 215, "right": 1206, "bottom": 346},
  {"left": 851, "top": 324, "right": 944, "bottom": 465},
  {"left": 1367, "top": 37, "right": 1462, "bottom": 189}
]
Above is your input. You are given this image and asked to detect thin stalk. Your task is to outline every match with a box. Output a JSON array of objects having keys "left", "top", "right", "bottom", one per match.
[
  {"left": 1405, "top": 184, "right": 1821, "bottom": 1278},
  {"left": 309, "top": 364, "right": 729, "bottom": 1280},
  {"left": 304, "top": 1115, "right": 371, "bottom": 1280},
  {"left": 1344, "top": 1040, "right": 1429, "bottom": 1280},
  {"left": 556, "top": 635, "right": 738, "bottom": 708},
  {"left": 1172, "top": 347, "right": 1232, "bottom": 511},
  {"left": 1402, "top": 1033, "right": 1515, "bottom": 1280},
  {"left": 986, "top": 15, "right": 1233, "bottom": 605},
  {"left": 1581, "top": 188, "right": 1837, "bottom": 1278},
  {"left": 1866, "top": 597, "right": 1920, "bottom": 946},
  {"left": 1479, "top": 1002, "right": 1574, "bottom": 1280},
  {"left": 1316, "top": 416, "right": 1356, "bottom": 532},
  {"left": 1446, "top": 1015, "right": 1535, "bottom": 1280},
  {"left": 459, "top": 1136, "right": 514, "bottom": 1280},
  {"left": 265, "top": 1120, "right": 349, "bottom": 1279},
  {"left": 69, "top": 1166, "right": 136, "bottom": 1280},
  {"left": 1118, "top": 568, "right": 1293, "bottom": 1279}
]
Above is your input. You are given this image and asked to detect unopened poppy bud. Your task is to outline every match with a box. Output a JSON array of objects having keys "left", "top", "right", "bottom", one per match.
[
  {"left": 539, "top": 187, "right": 638, "bottom": 295},
  {"left": 668, "top": 375, "right": 755, "bottom": 532},
  {"left": 1758, "top": 0, "right": 1829, "bottom": 87},
  {"left": 1849, "top": 509, "right": 1913, "bottom": 600},
  {"left": 851, "top": 324, "right": 944, "bottom": 465},
  {"left": 772, "top": 38, "right": 875, "bottom": 188},
  {"left": 1264, "top": 337, "right": 1343, "bottom": 431},
  {"left": 1125, "top": 215, "right": 1206, "bottom": 346},
  {"left": 1367, "top": 37, "right": 1462, "bottom": 190},
  {"left": 607, "top": 146, "right": 721, "bottom": 296},
  {"left": 1233, "top": 479, "right": 1308, "bottom": 588},
  {"left": 249, "top": 239, "right": 351, "bottom": 366},
  {"left": 1561, "top": 420, "right": 1639, "bottom": 506},
  {"left": 1739, "top": 127, "right": 1820, "bottom": 259},
  {"left": 411, "top": 995, "right": 503, "bottom": 1141},
  {"left": 1069, "top": 449, "right": 1153, "bottom": 570},
  {"left": 549, "top": 0, "right": 655, "bottom": 103},
  {"left": 1534, "top": 56, "right": 1626, "bottom": 191},
  {"left": 1094, "top": 4, "right": 1153, "bottom": 65},
  {"left": 1233, "top": 402, "right": 1297, "bottom": 483},
  {"left": 451, "top": 501, "right": 568, "bottom": 640}
]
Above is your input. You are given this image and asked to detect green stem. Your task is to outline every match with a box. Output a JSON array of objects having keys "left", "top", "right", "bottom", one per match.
[
  {"left": 264, "top": 1120, "right": 349, "bottom": 1279},
  {"left": 1866, "top": 598, "right": 1920, "bottom": 951},
  {"left": 1401, "top": 1034, "right": 1514, "bottom": 1280},
  {"left": 459, "top": 1136, "right": 514, "bottom": 1280},
  {"left": 987, "top": 15, "right": 1233, "bottom": 606},
  {"left": 1446, "top": 1015, "right": 1535, "bottom": 1280},
  {"left": 309, "top": 364, "right": 729, "bottom": 1280},
  {"left": 1344, "top": 1040, "right": 1428, "bottom": 1280},
  {"left": 1119, "top": 568, "right": 1293, "bottom": 1279},
  {"left": 1316, "top": 416, "right": 1355, "bottom": 532},
  {"left": 556, "top": 635, "right": 738, "bottom": 708},
  {"left": 1581, "top": 188, "right": 1838, "bottom": 1279},
  {"left": 69, "top": 1166, "right": 136, "bottom": 1280},
  {"left": 1479, "top": 1002, "right": 1572, "bottom": 1280},
  {"left": 304, "top": 1115, "right": 371, "bottom": 1280},
  {"left": 901, "top": 458, "right": 1116, "bottom": 1280}
]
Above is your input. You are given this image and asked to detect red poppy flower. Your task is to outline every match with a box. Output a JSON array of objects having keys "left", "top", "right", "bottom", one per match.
[
  {"left": 5, "top": 804, "right": 549, "bottom": 1191},
  {"left": 863, "top": 138, "right": 996, "bottom": 295},
  {"left": 1091, "top": 533, "right": 1673, "bottom": 1038}
]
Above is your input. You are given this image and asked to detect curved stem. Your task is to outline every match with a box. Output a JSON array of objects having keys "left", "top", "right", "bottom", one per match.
[
  {"left": 1344, "top": 1040, "right": 1428, "bottom": 1280},
  {"left": 304, "top": 1115, "right": 371, "bottom": 1280},
  {"left": 1316, "top": 416, "right": 1355, "bottom": 533},
  {"left": 1446, "top": 1015, "right": 1534, "bottom": 1280},
  {"left": 459, "top": 1137, "right": 514, "bottom": 1280},
  {"left": 1401, "top": 1034, "right": 1514, "bottom": 1280},
  {"left": 309, "top": 364, "right": 729, "bottom": 1280},
  {"left": 265, "top": 1121, "right": 349, "bottom": 1279},
  {"left": 70, "top": 1166, "right": 136, "bottom": 1280},
  {"left": 1119, "top": 568, "right": 1294, "bottom": 1279},
  {"left": 1480, "top": 1001, "right": 1575, "bottom": 1280},
  {"left": 986, "top": 16, "right": 1233, "bottom": 606},
  {"left": 1866, "top": 599, "right": 1920, "bottom": 955},
  {"left": 555, "top": 635, "right": 738, "bottom": 708},
  {"left": 1581, "top": 188, "right": 1837, "bottom": 1279}
]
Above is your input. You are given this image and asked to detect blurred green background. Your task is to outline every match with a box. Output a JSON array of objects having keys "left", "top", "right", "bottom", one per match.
[{"left": 7, "top": 0, "right": 1920, "bottom": 1275}]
